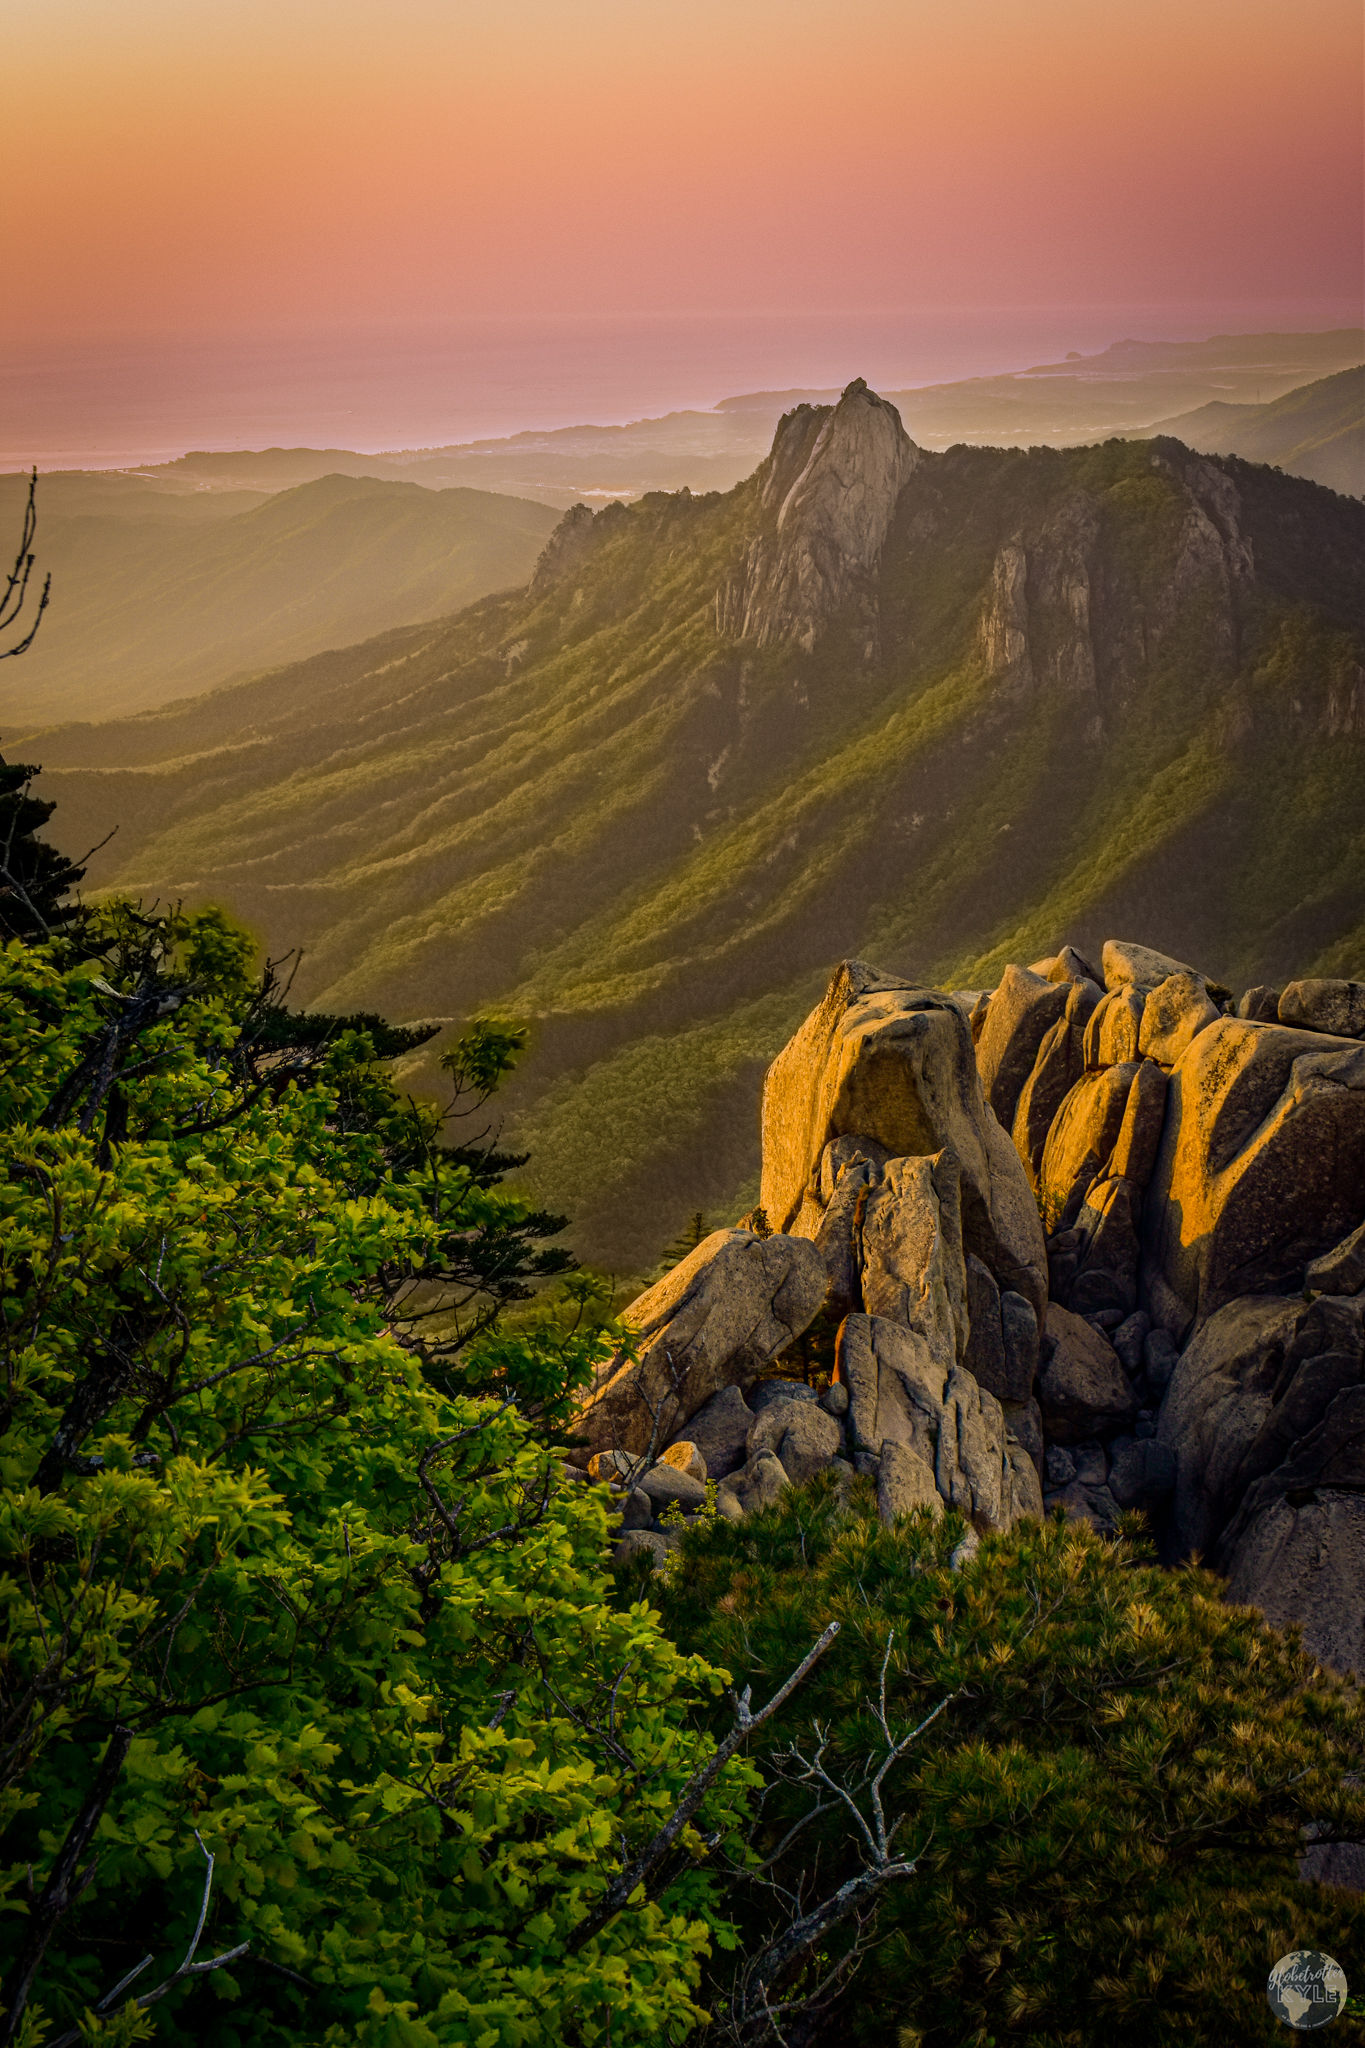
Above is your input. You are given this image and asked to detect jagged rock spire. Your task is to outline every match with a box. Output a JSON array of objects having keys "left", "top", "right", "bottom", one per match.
[{"left": 716, "top": 378, "right": 920, "bottom": 658}]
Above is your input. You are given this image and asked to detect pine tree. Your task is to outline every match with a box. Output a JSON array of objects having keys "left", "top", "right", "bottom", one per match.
[
  {"left": 652, "top": 1483, "right": 1365, "bottom": 2047},
  {"left": 0, "top": 757, "right": 87, "bottom": 940},
  {"left": 664, "top": 1209, "right": 710, "bottom": 1266},
  {"left": 0, "top": 470, "right": 81, "bottom": 941}
]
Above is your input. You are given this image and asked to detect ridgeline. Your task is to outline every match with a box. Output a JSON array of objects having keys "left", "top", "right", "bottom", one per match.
[{"left": 26, "top": 383, "right": 1365, "bottom": 1274}]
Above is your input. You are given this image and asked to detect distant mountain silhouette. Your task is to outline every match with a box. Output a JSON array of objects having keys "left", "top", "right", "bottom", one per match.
[
  {"left": 1133, "top": 366, "right": 1363, "bottom": 497},
  {"left": 0, "top": 473, "right": 557, "bottom": 724}
]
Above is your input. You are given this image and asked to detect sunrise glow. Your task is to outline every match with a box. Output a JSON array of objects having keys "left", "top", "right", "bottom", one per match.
[{"left": 13, "top": 0, "right": 1362, "bottom": 344}]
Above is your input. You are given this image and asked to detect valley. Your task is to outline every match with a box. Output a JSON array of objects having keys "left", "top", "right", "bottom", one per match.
[
  {"left": 0, "top": 472, "right": 558, "bottom": 724},
  {"left": 22, "top": 384, "right": 1364, "bottom": 1280}
]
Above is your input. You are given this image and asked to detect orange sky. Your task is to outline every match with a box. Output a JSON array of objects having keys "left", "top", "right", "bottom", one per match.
[{"left": 13, "top": 0, "right": 1364, "bottom": 340}]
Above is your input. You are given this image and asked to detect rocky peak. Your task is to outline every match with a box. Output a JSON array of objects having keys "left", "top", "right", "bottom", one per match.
[
  {"left": 716, "top": 378, "right": 920, "bottom": 657},
  {"left": 759, "top": 402, "right": 832, "bottom": 515}
]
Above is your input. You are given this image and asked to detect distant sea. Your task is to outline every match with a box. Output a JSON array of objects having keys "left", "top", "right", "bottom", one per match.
[{"left": 4, "top": 301, "right": 1356, "bottom": 472}]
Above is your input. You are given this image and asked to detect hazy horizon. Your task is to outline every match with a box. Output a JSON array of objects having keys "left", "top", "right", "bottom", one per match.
[
  {"left": 5, "top": 301, "right": 1362, "bottom": 473},
  {"left": 11, "top": 0, "right": 1359, "bottom": 472}
]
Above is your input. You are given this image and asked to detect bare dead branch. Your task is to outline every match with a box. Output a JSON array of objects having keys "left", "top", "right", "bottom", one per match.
[
  {"left": 567, "top": 1620, "right": 841, "bottom": 1955},
  {"left": 0, "top": 1725, "right": 132, "bottom": 2044},
  {"left": 46, "top": 1831, "right": 249, "bottom": 2048},
  {"left": 1, "top": 472, "right": 51, "bottom": 659},
  {"left": 714, "top": 1637, "right": 960, "bottom": 2047}
]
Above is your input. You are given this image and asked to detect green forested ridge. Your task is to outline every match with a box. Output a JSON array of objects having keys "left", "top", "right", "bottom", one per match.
[
  {"left": 24, "top": 436, "right": 1365, "bottom": 1275},
  {"left": 0, "top": 475, "right": 557, "bottom": 727}
]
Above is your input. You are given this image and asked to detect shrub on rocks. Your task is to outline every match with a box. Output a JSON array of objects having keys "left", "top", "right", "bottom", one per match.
[{"left": 645, "top": 1482, "right": 1365, "bottom": 2048}]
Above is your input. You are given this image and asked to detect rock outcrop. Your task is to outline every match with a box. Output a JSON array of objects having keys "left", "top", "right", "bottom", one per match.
[
  {"left": 1038, "top": 1062, "right": 1139, "bottom": 1230},
  {"left": 1011, "top": 980, "right": 1100, "bottom": 1191},
  {"left": 1157, "top": 1293, "right": 1365, "bottom": 1672},
  {"left": 1102, "top": 939, "right": 1204, "bottom": 994},
  {"left": 973, "top": 441, "right": 1257, "bottom": 717},
  {"left": 1142, "top": 1020, "right": 1365, "bottom": 1337},
  {"left": 952, "top": 930, "right": 1365, "bottom": 1672},
  {"left": 858, "top": 1152, "right": 968, "bottom": 1371},
  {"left": 1085, "top": 988, "right": 1145, "bottom": 1066},
  {"left": 747, "top": 1398, "right": 843, "bottom": 1484},
  {"left": 1307, "top": 1218, "right": 1365, "bottom": 1296},
  {"left": 759, "top": 960, "right": 1047, "bottom": 1319},
  {"left": 715, "top": 380, "right": 919, "bottom": 656},
  {"left": 877, "top": 1441, "right": 944, "bottom": 1522},
  {"left": 605, "top": 928, "right": 1365, "bottom": 1680},
  {"left": 1278, "top": 979, "right": 1365, "bottom": 1039},
  {"left": 573, "top": 1229, "right": 828, "bottom": 1455},
  {"left": 1223, "top": 1493, "right": 1365, "bottom": 1679},
  {"left": 976, "top": 963, "right": 1072, "bottom": 1134},
  {"left": 1039, "top": 1304, "right": 1139, "bottom": 1444},
  {"left": 834, "top": 1313, "right": 1041, "bottom": 1533},
  {"left": 1069, "top": 1176, "right": 1143, "bottom": 1315},
  {"left": 1137, "top": 971, "right": 1223, "bottom": 1067},
  {"left": 682, "top": 1384, "right": 754, "bottom": 1479}
]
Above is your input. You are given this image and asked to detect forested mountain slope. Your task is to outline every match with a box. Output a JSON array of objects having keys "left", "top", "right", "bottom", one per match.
[
  {"left": 0, "top": 473, "right": 557, "bottom": 725},
  {"left": 1136, "top": 364, "right": 1364, "bottom": 497},
  {"left": 30, "top": 389, "right": 1365, "bottom": 1272}
]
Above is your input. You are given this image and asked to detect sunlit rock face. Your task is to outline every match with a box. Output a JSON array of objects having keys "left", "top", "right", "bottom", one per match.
[
  {"left": 757, "top": 959, "right": 1048, "bottom": 1322},
  {"left": 570, "top": 1228, "right": 829, "bottom": 1457},
  {"left": 715, "top": 378, "right": 920, "bottom": 656},
  {"left": 594, "top": 931, "right": 1365, "bottom": 1672}
]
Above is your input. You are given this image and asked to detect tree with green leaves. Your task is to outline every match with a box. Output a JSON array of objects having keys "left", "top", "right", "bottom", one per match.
[{"left": 0, "top": 901, "right": 773, "bottom": 2047}]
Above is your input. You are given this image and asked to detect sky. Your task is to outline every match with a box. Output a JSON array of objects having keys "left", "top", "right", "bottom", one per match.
[{"left": 12, "top": 0, "right": 1363, "bottom": 342}]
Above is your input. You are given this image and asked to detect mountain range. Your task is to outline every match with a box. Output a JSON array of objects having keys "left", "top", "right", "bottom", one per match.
[
  {"left": 14, "top": 328, "right": 1359, "bottom": 516},
  {"left": 1131, "top": 364, "right": 1362, "bottom": 497},
  {"left": 0, "top": 473, "right": 557, "bottom": 725},
  {"left": 28, "top": 379, "right": 1364, "bottom": 1278},
  {"left": 144, "top": 330, "right": 1365, "bottom": 505},
  {"left": 4, "top": 330, "right": 1357, "bottom": 730}
]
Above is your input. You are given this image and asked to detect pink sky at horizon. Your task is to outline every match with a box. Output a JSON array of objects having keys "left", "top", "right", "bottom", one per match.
[{"left": 10, "top": 0, "right": 1363, "bottom": 350}]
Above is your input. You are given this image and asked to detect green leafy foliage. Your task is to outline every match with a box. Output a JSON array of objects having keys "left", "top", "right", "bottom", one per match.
[
  {"left": 455, "top": 1272, "right": 631, "bottom": 1431},
  {"left": 0, "top": 912, "right": 751, "bottom": 2046},
  {"left": 647, "top": 1480, "right": 1365, "bottom": 2047},
  {"left": 438, "top": 1017, "right": 530, "bottom": 1105}
]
